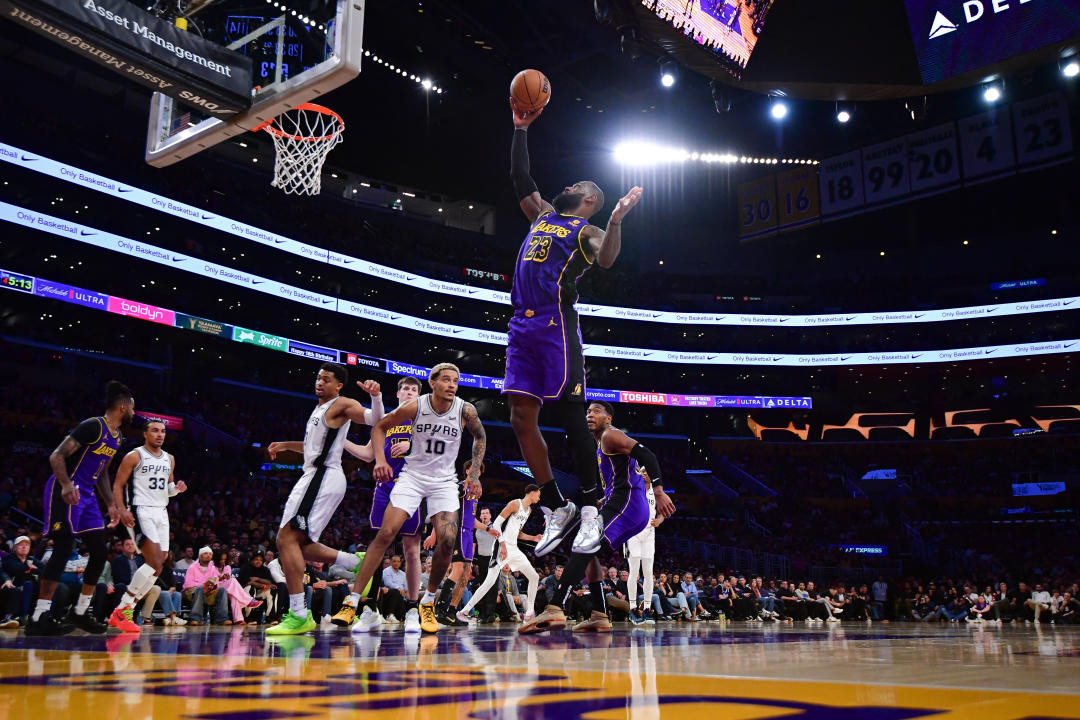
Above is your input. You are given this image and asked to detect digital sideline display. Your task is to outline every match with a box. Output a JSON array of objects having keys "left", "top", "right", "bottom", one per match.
[
  {"left": 2, "top": 265, "right": 813, "bottom": 410},
  {"left": 4, "top": 140, "right": 1076, "bottom": 329},
  {"left": 2, "top": 200, "right": 1078, "bottom": 368}
]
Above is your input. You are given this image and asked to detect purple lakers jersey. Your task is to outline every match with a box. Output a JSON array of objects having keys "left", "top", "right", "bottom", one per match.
[
  {"left": 383, "top": 420, "right": 413, "bottom": 481},
  {"left": 52, "top": 417, "right": 121, "bottom": 490},
  {"left": 597, "top": 442, "right": 647, "bottom": 500},
  {"left": 511, "top": 211, "right": 592, "bottom": 313}
]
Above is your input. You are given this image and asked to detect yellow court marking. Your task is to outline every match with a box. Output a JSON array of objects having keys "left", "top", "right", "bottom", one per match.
[{"left": 0, "top": 649, "right": 1078, "bottom": 720}]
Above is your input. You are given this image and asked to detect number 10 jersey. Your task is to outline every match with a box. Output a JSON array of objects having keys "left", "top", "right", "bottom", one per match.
[{"left": 402, "top": 394, "right": 464, "bottom": 480}]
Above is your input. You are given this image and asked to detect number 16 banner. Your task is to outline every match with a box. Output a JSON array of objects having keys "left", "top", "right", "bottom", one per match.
[{"left": 776, "top": 166, "right": 820, "bottom": 232}]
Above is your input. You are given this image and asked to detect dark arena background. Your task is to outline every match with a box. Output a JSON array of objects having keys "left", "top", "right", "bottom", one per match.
[{"left": 0, "top": 0, "right": 1079, "bottom": 717}]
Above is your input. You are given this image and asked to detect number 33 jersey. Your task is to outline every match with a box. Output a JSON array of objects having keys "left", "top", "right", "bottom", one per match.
[
  {"left": 130, "top": 446, "right": 174, "bottom": 507},
  {"left": 403, "top": 394, "right": 464, "bottom": 480}
]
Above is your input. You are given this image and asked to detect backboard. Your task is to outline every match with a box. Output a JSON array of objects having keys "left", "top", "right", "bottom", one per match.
[{"left": 145, "top": 0, "right": 363, "bottom": 167}]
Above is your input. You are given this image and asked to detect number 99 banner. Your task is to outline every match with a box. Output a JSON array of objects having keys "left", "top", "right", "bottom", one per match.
[
  {"left": 736, "top": 175, "right": 779, "bottom": 241},
  {"left": 776, "top": 166, "right": 820, "bottom": 232}
]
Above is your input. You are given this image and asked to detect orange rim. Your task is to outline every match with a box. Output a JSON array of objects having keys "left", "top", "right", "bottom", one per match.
[{"left": 253, "top": 102, "right": 344, "bottom": 142}]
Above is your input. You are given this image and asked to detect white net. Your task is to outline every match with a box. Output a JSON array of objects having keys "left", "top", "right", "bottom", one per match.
[{"left": 260, "top": 103, "right": 344, "bottom": 196}]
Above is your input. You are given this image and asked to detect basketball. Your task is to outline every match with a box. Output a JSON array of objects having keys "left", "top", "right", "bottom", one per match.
[{"left": 510, "top": 69, "right": 551, "bottom": 113}]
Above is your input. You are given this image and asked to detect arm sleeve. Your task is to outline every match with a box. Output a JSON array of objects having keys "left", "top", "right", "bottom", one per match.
[
  {"left": 629, "top": 442, "right": 662, "bottom": 486},
  {"left": 362, "top": 394, "right": 385, "bottom": 426},
  {"left": 69, "top": 418, "right": 102, "bottom": 445},
  {"left": 510, "top": 129, "right": 539, "bottom": 201},
  {"left": 491, "top": 515, "right": 506, "bottom": 538}
]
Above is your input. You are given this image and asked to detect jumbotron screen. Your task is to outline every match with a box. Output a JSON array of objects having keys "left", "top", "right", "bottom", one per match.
[
  {"left": 904, "top": 0, "right": 1080, "bottom": 84},
  {"left": 643, "top": 0, "right": 775, "bottom": 78}
]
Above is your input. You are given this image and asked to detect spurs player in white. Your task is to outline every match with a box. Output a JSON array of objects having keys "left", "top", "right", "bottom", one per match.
[
  {"left": 456, "top": 484, "right": 542, "bottom": 624},
  {"left": 341, "top": 362, "right": 487, "bottom": 634},
  {"left": 265, "top": 363, "right": 385, "bottom": 635},
  {"left": 111, "top": 418, "right": 185, "bottom": 632},
  {"left": 626, "top": 467, "right": 663, "bottom": 625}
]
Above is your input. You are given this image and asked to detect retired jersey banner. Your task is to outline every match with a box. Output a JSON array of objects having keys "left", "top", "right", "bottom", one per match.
[
  {"left": 736, "top": 175, "right": 778, "bottom": 241},
  {"left": 776, "top": 166, "right": 820, "bottom": 232}
]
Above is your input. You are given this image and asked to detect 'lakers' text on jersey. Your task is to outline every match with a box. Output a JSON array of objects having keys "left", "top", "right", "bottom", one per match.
[
  {"left": 511, "top": 211, "right": 592, "bottom": 314},
  {"left": 383, "top": 421, "right": 414, "bottom": 481}
]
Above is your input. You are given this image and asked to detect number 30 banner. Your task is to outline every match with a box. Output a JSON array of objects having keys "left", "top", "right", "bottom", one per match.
[{"left": 736, "top": 175, "right": 778, "bottom": 241}]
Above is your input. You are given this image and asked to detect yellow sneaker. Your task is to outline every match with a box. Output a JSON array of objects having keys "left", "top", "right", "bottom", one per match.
[
  {"left": 419, "top": 602, "right": 439, "bottom": 634},
  {"left": 331, "top": 602, "right": 357, "bottom": 627},
  {"left": 572, "top": 611, "right": 613, "bottom": 633}
]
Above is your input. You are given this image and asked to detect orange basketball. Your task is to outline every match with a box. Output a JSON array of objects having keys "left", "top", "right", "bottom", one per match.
[{"left": 510, "top": 69, "right": 551, "bottom": 113}]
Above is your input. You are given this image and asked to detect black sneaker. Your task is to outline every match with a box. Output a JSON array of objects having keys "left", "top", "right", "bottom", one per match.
[
  {"left": 437, "top": 610, "right": 468, "bottom": 628},
  {"left": 67, "top": 609, "right": 108, "bottom": 634},
  {"left": 642, "top": 609, "right": 657, "bottom": 625},
  {"left": 629, "top": 609, "right": 644, "bottom": 625},
  {"left": 25, "top": 612, "right": 75, "bottom": 636}
]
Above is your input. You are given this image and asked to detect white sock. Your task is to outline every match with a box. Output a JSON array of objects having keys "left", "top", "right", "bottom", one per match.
[
  {"left": 421, "top": 590, "right": 436, "bottom": 605},
  {"left": 643, "top": 599, "right": 652, "bottom": 610},
  {"left": 345, "top": 592, "right": 361, "bottom": 608},
  {"left": 581, "top": 505, "right": 599, "bottom": 521},
  {"left": 74, "top": 593, "right": 92, "bottom": 616},
  {"left": 120, "top": 564, "right": 158, "bottom": 609},
  {"left": 32, "top": 598, "right": 52, "bottom": 621},
  {"left": 336, "top": 551, "right": 360, "bottom": 570},
  {"left": 289, "top": 592, "right": 308, "bottom": 618}
]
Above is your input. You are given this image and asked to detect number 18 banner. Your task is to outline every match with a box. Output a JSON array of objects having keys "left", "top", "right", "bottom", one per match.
[
  {"left": 818, "top": 149, "right": 864, "bottom": 221},
  {"left": 776, "top": 166, "right": 820, "bottom": 232}
]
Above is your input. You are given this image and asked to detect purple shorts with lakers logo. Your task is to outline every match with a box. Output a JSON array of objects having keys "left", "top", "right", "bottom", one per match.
[
  {"left": 44, "top": 478, "right": 105, "bottom": 535},
  {"left": 370, "top": 481, "right": 422, "bottom": 536},
  {"left": 601, "top": 485, "right": 650, "bottom": 549},
  {"left": 503, "top": 309, "right": 585, "bottom": 402}
]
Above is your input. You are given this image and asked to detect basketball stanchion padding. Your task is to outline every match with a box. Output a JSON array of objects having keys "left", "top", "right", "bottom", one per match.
[{"left": 255, "top": 103, "right": 344, "bottom": 196}]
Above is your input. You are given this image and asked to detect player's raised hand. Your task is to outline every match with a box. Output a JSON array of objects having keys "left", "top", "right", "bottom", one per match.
[
  {"left": 609, "top": 186, "right": 643, "bottom": 224},
  {"left": 654, "top": 487, "right": 676, "bottom": 518},
  {"left": 510, "top": 97, "right": 544, "bottom": 129},
  {"left": 358, "top": 379, "right": 381, "bottom": 397}
]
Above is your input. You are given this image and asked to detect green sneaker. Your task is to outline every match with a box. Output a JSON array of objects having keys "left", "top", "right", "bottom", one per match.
[
  {"left": 352, "top": 552, "right": 372, "bottom": 597},
  {"left": 265, "top": 610, "right": 316, "bottom": 636}
]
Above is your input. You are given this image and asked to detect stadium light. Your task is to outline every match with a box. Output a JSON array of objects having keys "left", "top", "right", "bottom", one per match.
[
  {"left": 770, "top": 100, "right": 788, "bottom": 120},
  {"left": 659, "top": 58, "right": 678, "bottom": 88},
  {"left": 421, "top": 79, "right": 433, "bottom": 90},
  {"left": 614, "top": 142, "right": 690, "bottom": 166},
  {"left": 1064, "top": 59, "right": 1080, "bottom": 78},
  {"left": 837, "top": 110, "right": 851, "bottom": 123},
  {"left": 835, "top": 102, "right": 853, "bottom": 124},
  {"left": 982, "top": 83, "right": 1002, "bottom": 103}
]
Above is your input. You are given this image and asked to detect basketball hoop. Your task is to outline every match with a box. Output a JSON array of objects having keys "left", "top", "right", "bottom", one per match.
[{"left": 255, "top": 103, "right": 344, "bottom": 196}]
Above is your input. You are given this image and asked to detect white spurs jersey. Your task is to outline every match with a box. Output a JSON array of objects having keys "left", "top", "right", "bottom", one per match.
[
  {"left": 304, "top": 396, "right": 350, "bottom": 473},
  {"left": 642, "top": 468, "right": 656, "bottom": 522},
  {"left": 129, "top": 446, "right": 174, "bottom": 508},
  {"left": 501, "top": 498, "right": 532, "bottom": 550},
  {"left": 402, "top": 394, "right": 464, "bottom": 480}
]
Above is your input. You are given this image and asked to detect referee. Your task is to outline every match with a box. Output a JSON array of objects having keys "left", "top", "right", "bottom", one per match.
[{"left": 473, "top": 506, "right": 498, "bottom": 620}]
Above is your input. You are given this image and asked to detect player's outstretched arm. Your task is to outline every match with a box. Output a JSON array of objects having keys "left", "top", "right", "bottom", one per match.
[
  {"left": 343, "top": 439, "right": 375, "bottom": 462},
  {"left": 267, "top": 441, "right": 303, "bottom": 459},
  {"left": 112, "top": 450, "right": 139, "bottom": 527},
  {"left": 357, "top": 380, "right": 384, "bottom": 426},
  {"left": 585, "top": 187, "right": 643, "bottom": 268},
  {"left": 461, "top": 402, "right": 486, "bottom": 496},
  {"left": 510, "top": 99, "right": 554, "bottom": 223}
]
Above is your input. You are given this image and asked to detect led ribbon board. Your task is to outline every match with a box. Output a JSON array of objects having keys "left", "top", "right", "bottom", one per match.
[
  {"left": 3, "top": 141, "right": 1077, "bottom": 328},
  {"left": 2, "top": 201, "right": 1078, "bottom": 367}
]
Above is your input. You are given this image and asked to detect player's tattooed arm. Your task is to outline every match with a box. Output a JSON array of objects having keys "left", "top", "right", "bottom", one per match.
[
  {"left": 49, "top": 435, "right": 82, "bottom": 505},
  {"left": 96, "top": 466, "right": 119, "bottom": 527},
  {"left": 462, "top": 402, "right": 486, "bottom": 495}
]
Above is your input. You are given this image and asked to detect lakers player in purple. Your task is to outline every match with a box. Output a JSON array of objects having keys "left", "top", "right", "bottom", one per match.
[
  {"left": 28, "top": 381, "right": 133, "bottom": 636},
  {"left": 521, "top": 401, "right": 675, "bottom": 634},
  {"left": 506, "top": 97, "right": 644, "bottom": 558},
  {"left": 338, "top": 376, "right": 425, "bottom": 632}
]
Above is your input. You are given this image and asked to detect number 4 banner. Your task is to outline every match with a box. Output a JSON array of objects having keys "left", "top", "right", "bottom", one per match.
[
  {"left": 959, "top": 108, "right": 1016, "bottom": 186},
  {"left": 1012, "top": 92, "right": 1074, "bottom": 172},
  {"left": 906, "top": 122, "right": 960, "bottom": 197},
  {"left": 776, "top": 166, "right": 820, "bottom": 232}
]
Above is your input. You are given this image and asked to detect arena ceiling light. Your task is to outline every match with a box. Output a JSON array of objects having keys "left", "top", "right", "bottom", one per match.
[
  {"left": 835, "top": 102, "right": 853, "bottom": 124},
  {"left": 613, "top": 143, "right": 815, "bottom": 166},
  {"left": 363, "top": 49, "right": 444, "bottom": 94},
  {"left": 982, "top": 82, "right": 1003, "bottom": 103},
  {"left": 658, "top": 58, "right": 678, "bottom": 88},
  {"left": 1063, "top": 58, "right": 1079, "bottom": 78},
  {"left": 769, "top": 99, "right": 788, "bottom": 120}
]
